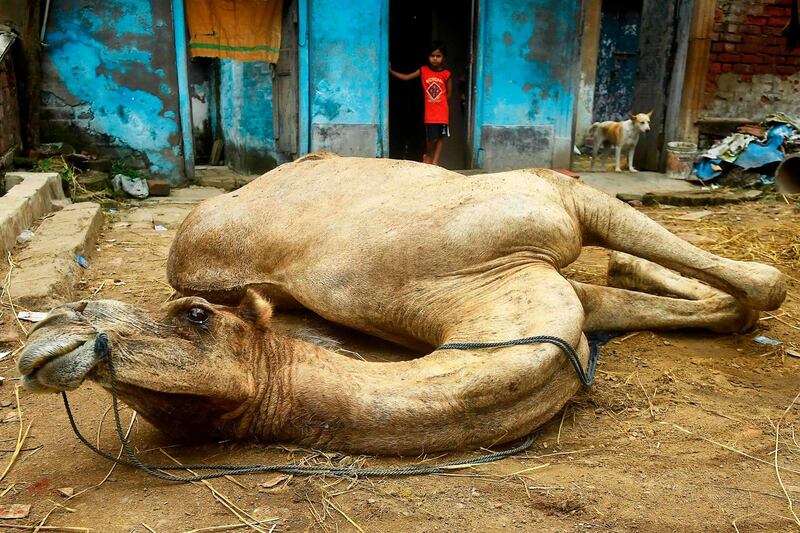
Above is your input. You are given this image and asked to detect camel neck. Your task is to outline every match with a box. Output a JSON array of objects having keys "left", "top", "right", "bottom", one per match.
[{"left": 256, "top": 331, "right": 584, "bottom": 455}]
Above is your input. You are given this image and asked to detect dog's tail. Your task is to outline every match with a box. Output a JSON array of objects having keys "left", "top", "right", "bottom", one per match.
[{"left": 588, "top": 122, "right": 600, "bottom": 137}]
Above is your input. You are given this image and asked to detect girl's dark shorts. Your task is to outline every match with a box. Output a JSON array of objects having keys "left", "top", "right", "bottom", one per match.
[{"left": 425, "top": 124, "right": 450, "bottom": 142}]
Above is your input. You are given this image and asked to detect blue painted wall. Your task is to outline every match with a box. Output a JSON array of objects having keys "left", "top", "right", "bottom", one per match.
[
  {"left": 475, "top": 0, "right": 581, "bottom": 170},
  {"left": 219, "top": 60, "right": 284, "bottom": 173},
  {"left": 307, "top": 0, "right": 387, "bottom": 156},
  {"left": 41, "top": 0, "right": 184, "bottom": 181}
]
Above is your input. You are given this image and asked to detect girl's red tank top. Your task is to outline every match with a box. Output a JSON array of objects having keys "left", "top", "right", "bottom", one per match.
[{"left": 420, "top": 66, "right": 451, "bottom": 124}]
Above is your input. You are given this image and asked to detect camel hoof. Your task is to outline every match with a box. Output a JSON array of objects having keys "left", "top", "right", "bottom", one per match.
[
  {"left": 736, "top": 262, "right": 787, "bottom": 311},
  {"left": 707, "top": 297, "right": 760, "bottom": 334}
]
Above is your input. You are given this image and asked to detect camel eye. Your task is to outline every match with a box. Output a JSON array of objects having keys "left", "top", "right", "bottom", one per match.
[{"left": 187, "top": 307, "right": 209, "bottom": 325}]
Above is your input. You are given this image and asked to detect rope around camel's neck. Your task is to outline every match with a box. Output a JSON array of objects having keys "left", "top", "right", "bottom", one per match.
[{"left": 60, "top": 331, "right": 596, "bottom": 481}]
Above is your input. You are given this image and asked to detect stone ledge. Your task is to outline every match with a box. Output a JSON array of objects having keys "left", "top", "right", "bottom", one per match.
[
  {"left": 9, "top": 202, "right": 104, "bottom": 310},
  {"left": 617, "top": 189, "right": 763, "bottom": 206},
  {"left": 0, "top": 172, "right": 66, "bottom": 258}
]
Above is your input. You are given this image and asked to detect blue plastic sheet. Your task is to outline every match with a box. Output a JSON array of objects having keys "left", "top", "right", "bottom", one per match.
[
  {"left": 734, "top": 124, "right": 794, "bottom": 170},
  {"left": 692, "top": 158, "right": 723, "bottom": 181}
]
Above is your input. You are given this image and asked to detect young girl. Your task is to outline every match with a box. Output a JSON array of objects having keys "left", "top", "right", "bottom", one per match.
[{"left": 390, "top": 42, "right": 452, "bottom": 166}]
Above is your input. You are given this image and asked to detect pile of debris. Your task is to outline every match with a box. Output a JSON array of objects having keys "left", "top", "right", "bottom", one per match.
[
  {"left": 9, "top": 143, "right": 170, "bottom": 202},
  {"left": 692, "top": 113, "right": 800, "bottom": 190}
]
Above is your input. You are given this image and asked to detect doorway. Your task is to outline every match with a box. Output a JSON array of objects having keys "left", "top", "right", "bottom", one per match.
[
  {"left": 188, "top": 58, "right": 221, "bottom": 166},
  {"left": 389, "top": 1, "right": 472, "bottom": 169},
  {"left": 592, "top": 0, "right": 643, "bottom": 122}
]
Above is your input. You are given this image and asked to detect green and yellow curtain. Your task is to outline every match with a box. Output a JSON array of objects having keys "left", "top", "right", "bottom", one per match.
[{"left": 186, "top": 0, "right": 282, "bottom": 63}]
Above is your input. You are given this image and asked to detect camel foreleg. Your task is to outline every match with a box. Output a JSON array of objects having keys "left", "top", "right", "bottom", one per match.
[{"left": 571, "top": 281, "right": 757, "bottom": 333}]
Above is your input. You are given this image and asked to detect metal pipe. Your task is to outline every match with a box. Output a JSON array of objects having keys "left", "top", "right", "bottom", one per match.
[
  {"left": 776, "top": 154, "right": 800, "bottom": 194},
  {"left": 40, "top": 0, "right": 52, "bottom": 43}
]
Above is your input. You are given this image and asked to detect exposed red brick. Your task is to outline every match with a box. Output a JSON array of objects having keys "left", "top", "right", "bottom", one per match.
[
  {"left": 764, "top": 6, "right": 789, "bottom": 17},
  {"left": 769, "top": 26, "right": 786, "bottom": 36},
  {"left": 746, "top": 15, "right": 768, "bottom": 25},
  {"left": 706, "top": 0, "right": 800, "bottom": 89}
]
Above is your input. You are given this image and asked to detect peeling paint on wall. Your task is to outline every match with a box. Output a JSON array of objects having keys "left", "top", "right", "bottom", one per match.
[
  {"left": 308, "top": 0, "right": 384, "bottom": 155},
  {"left": 592, "top": 2, "right": 642, "bottom": 123},
  {"left": 478, "top": 0, "right": 580, "bottom": 169},
  {"left": 219, "top": 59, "right": 283, "bottom": 174},
  {"left": 705, "top": 72, "right": 800, "bottom": 119},
  {"left": 40, "top": 0, "right": 183, "bottom": 180}
]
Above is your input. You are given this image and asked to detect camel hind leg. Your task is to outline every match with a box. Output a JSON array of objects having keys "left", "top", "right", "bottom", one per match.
[
  {"left": 571, "top": 281, "right": 758, "bottom": 333},
  {"left": 571, "top": 251, "right": 758, "bottom": 333},
  {"left": 607, "top": 251, "right": 720, "bottom": 300},
  {"left": 570, "top": 181, "right": 786, "bottom": 311}
]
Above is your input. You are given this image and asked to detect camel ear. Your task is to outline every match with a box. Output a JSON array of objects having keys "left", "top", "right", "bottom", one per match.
[{"left": 239, "top": 288, "right": 273, "bottom": 329}]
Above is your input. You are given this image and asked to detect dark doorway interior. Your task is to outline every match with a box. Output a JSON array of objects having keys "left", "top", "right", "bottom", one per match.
[
  {"left": 188, "top": 58, "right": 221, "bottom": 165},
  {"left": 592, "top": 0, "right": 643, "bottom": 122},
  {"left": 389, "top": 1, "right": 471, "bottom": 169}
]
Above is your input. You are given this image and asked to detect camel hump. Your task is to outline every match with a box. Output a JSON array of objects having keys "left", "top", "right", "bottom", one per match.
[{"left": 294, "top": 151, "right": 340, "bottom": 163}]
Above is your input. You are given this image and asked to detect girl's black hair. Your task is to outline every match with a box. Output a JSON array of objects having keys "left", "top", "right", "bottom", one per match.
[{"left": 429, "top": 41, "right": 448, "bottom": 56}]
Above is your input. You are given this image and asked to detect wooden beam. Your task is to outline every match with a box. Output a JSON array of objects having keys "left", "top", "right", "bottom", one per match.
[
  {"left": 573, "top": 0, "right": 602, "bottom": 147},
  {"left": 19, "top": 0, "right": 42, "bottom": 151},
  {"left": 676, "top": 0, "right": 716, "bottom": 142}
]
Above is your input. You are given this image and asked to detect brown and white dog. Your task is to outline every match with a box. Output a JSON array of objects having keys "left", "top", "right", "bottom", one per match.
[{"left": 589, "top": 111, "right": 652, "bottom": 173}]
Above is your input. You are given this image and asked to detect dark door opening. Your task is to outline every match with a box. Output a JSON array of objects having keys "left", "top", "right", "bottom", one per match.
[
  {"left": 592, "top": 0, "right": 643, "bottom": 122},
  {"left": 188, "top": 57, "right": 221, "bottom": 165},
  {"left": 389, "top": 1, "right": 472, "bottom": 169}
]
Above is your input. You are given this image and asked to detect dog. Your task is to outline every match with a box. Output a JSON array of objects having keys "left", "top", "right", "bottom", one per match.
[{"left": 588, "top": 111, "right": 652, "bottom": 173}]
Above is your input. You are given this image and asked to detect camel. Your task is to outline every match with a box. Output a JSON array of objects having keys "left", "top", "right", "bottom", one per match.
[{"left": 18, "top": 155, "right": 785, "bottom": 455}]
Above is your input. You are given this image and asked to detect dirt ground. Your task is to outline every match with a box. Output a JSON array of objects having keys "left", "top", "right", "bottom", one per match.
[{"left": 0, "top": 191, "right": 796, "bottom": 532}]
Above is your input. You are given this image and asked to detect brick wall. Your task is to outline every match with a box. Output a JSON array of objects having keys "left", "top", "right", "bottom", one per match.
[
  {"left": 0, "top": 53, "right": 21, "bottom": 161},
  {"left": 703, "top": 0, "right": 800, "bottom": 119}
]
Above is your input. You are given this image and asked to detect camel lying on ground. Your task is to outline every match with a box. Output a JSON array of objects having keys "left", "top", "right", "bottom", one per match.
[{"left": 19, "top": 155, "right": 785, "bottom": 454}]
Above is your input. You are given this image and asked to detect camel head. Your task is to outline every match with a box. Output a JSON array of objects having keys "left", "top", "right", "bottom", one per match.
[{"left": 18, "top": 291, "right": 275, "bottom": 440}]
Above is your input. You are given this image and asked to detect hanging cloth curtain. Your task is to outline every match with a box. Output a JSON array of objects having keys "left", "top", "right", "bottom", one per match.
[{"left": 186, "top": 0, "right": 282, "bottom": 62}]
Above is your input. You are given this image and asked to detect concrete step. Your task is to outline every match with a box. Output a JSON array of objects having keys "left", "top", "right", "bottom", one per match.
[
  {"left": 0, "top": 172, "right": 67, "bottom": 258},
  {"left": 617, "top": 189, "right": 763, "bottom": 207},
  {"left": 9, "top": 202, "right": 104, "bottom": 310}
]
